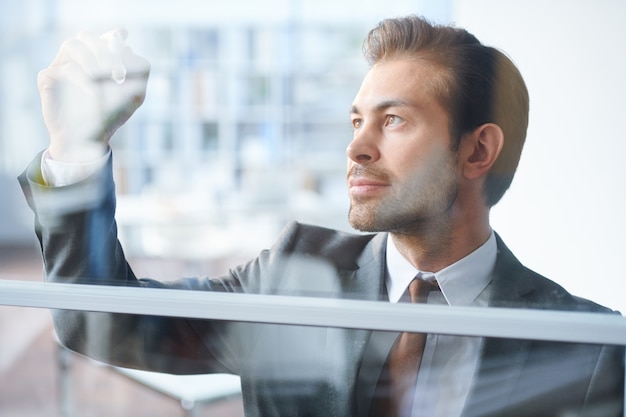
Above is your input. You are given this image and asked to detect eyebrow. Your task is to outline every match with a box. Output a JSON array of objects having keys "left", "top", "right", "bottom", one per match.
[{"left": 350, "top": 99, "right": 413, "bottom": 115}]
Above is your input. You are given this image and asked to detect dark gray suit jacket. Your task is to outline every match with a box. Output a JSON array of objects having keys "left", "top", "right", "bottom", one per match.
[{"left": 19, "top": 154, "right": 624, "bottom": 416}]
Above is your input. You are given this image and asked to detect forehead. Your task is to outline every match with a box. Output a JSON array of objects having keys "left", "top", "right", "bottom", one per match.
[{"left": 353, "top": 58, "right": 449, "bottom": 113}]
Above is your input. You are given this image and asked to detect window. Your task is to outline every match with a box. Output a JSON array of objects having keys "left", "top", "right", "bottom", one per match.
[{"left": 1, "top": 1, "right": 625, "bottom": 415}]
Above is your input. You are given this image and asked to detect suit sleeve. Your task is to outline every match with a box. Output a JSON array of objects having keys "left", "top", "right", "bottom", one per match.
[
  {"left": 581, "top": 343, "right": 625, "bottom": 416},
  {"left": 17, "top": 151, "right": 265, "bottom": 375}
]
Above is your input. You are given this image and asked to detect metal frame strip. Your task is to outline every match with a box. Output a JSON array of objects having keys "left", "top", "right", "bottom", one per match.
[{"left": 1, "top": 279, "right": 625, "bottom": 345}]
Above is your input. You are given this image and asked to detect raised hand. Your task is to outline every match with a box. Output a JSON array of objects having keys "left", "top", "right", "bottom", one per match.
[{"left": 38, "top": 29, "right": 150, "bottom": 162}]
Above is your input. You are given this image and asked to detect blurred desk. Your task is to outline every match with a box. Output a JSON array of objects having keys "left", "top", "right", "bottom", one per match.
[
  {"left": 58, "top": 344, "right": 241, "bottom": 417},
  {"left": 113, "top": 367, "right": 241, "bottom": 417}
]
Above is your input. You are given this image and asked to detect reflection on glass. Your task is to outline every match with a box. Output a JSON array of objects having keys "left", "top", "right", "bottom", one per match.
[
  {"left": 3, "top": 304, "right": 622, "bottom": 417},
  {"left": 5, "top": 3, "right": 625, "bottom": 417}
]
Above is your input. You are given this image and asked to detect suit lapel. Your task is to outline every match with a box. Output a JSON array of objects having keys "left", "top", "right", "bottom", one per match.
[
  {"left": 348, "top": 233, "right": 399, "bottom": 416},
  {"left": 461, "top": 234, "right": 536, "bottom": 417},
  {"left": 462, "top": 338, "right": 533, "bottom": 416},
  {"left": 344, "top": 232, "right": 388, "bottom": 301}
]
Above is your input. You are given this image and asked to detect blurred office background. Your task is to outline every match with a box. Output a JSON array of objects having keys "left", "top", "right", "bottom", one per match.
[{"left": 0, "top": 0, "right": 455, "bottom": 270}]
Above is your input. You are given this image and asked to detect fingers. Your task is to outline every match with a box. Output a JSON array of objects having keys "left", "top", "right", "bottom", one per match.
[
  {"left": 49, "top": 37, "right": 100, "bottom": 78},
  {"left": 38, "top": 58, "right": 97, "bottom": 102},
  {"left": 96, "top": 28, "right": 150, "bottom": 84},
  {"left": 101, "top": 28, "right": 128, "bottom": 53},
  {"left": 100, "top": 29, "right": 128, "bottom": 83},
  {"left": 121, "top": 46, "right": 151, "bottom": 78},
  {"left": 47, "top": 29, "right": 149, "bottom": 85},
  {"left": 38, "top": 28, "right": 151, "bottom": 154},
  {"left": 76, "top": 30, "right": 122, "bottom": 83}
]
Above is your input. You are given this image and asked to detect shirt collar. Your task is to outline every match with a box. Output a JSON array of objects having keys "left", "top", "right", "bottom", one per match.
[{"left": 385, "top": 231, "right": 497, "bottom": 305}]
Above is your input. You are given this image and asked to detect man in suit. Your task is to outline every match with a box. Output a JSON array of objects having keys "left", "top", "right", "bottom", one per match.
[{"left": 19, "top": 15, "right": 624, "bottom": 417}]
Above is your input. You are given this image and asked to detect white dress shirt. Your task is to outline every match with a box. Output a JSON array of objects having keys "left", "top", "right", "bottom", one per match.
[{"left": 385, "top": 232, "right": 497, "bottom": 417}]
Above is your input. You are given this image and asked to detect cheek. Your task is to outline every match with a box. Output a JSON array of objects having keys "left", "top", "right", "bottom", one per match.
[
  {"left": 398, "top": 141, "right": 456, "bottom": 186},
  {"left": 393, "top": 140, "right": 445, "bottom": 174}
]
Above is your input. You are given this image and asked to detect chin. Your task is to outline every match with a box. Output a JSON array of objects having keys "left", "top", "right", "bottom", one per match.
[
  {"left": 348, "top": 215, "right": 390, "bottom": 233},
  {"left": 348, "top": 216, "right": 376, "bottom": 233}
]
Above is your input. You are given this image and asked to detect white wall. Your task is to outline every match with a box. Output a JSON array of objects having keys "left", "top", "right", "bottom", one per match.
[{"left": 453, "top": 0, "right": 626, "bottom": 312}]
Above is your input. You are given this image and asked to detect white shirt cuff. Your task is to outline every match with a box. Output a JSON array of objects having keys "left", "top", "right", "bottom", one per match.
[{"left": 41, "top": 148, "right": 111, "bottom": 187}]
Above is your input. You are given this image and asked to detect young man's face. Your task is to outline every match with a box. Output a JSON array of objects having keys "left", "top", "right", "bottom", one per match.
[{"left": 347, "top": 58, "right": 460, "bottom": 233}]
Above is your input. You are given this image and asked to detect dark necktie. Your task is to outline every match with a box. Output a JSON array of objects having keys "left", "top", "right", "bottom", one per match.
[{"left": 369, "top": 277, "right": 439, "bottom": 417}]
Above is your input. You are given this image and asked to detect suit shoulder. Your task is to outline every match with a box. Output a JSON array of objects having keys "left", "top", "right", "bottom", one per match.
[
  {"left": 494, "top": 234, "right": 617, "bottom": 314},
  {"left": 524, "top": 266, "right": 615, "bottom": 313},
  {"left": 272, "top": 221, "right": 377, "bottom": 270}
]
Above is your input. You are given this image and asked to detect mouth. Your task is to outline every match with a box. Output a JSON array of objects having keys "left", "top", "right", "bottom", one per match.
[{"left": 348, "top": 176, "right": 390, "bottom": 197}]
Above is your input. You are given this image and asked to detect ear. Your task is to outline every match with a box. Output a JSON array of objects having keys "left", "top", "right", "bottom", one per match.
[{"left": 460, "top": 123, "right": 504, "bottom": 180}]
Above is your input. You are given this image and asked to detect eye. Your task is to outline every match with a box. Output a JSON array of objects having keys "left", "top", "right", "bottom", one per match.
[
  {"left": 351, "top": 118, "right": 363, "bottom": 130},
  {"left": 384, "top": 115, "right": 403, "bottom": 127}
]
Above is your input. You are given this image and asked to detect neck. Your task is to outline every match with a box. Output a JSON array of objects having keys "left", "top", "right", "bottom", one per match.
[{"left": 389, "top": 209, "right": 491, "bottom": 272}]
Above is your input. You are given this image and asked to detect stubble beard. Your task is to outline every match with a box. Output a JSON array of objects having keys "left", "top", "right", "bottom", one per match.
[
  {"left": 348, "top": 186, "right": 457, "bottom": 235},
  {"left": 347, "top": 157, "right": 458, "bottom": 235}
]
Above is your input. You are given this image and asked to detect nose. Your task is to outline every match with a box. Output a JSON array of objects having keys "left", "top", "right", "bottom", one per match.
[{"left": 346, "top": 126, "right": 380, "bottom": 164}]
